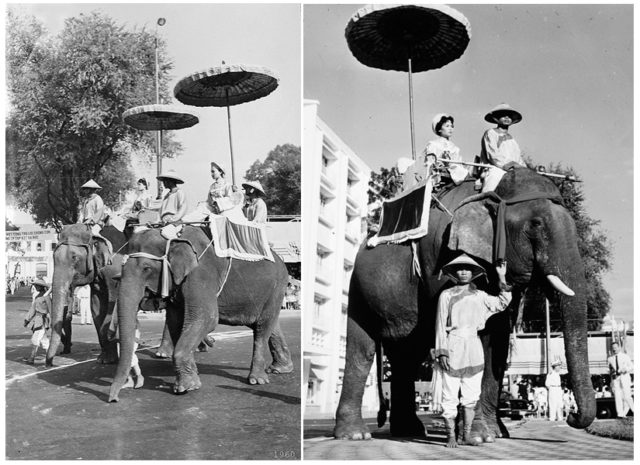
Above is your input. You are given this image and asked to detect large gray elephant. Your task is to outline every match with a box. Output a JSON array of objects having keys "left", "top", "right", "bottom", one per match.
[
  {"left": 334, "top": 167, "right": 595, "bottom": 441},
  {"left": 108, "top": 225, "right": 293, "bottom": 402},
  {"left": 47, "top": 224, "right": 127, "bottom": 367}
]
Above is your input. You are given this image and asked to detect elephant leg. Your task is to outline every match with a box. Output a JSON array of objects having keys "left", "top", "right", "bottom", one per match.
[
  {"left": 155, "top": 320, "right": 174, "bottom": 359},
  {"left": 386, "top": 345, "right": 426, "bottom": 438},
  {"left": 248, "top": 321, "right": 275, "bottom": 385},
  {"left": 266, "top": 319, "right": 293, "bottom": 374},
  {"left": 95, "top": 297, "right": 118, "bottom": 365},
  {"left": 172, "top": 302, "right": 214, "bottom": 394},
  {"left": 334, "top": 315, "right": 376, "bottom": 440},
  {"left": 60, "top": 306, "right": 72, "bottom": 354},
  {"left": 472, "top": 312, "right": 511, "bottom": 442}
]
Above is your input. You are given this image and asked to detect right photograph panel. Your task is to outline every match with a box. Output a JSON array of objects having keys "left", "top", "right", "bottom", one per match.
[{"left": 302, "top": 3, "right": 634, "bottom": 460}]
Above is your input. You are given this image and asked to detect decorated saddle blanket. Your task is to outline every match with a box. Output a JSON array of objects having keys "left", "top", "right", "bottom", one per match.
[
  {"left": 367, "top": 179, "right": 432, "bottom": 247},
  {"left": 209, "top": 215, "right": 274, "bottom": 262}
]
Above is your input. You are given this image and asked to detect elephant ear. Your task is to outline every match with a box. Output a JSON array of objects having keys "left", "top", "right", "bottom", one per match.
[
  {"left": 448, "top": 198, "right": 495, "bottom": 264},
  {"left": 92, "top": 236, "right": 113, "bottom": 269},
  {"left": 168, "top": 240, "right": 199, "bottom": 285}
]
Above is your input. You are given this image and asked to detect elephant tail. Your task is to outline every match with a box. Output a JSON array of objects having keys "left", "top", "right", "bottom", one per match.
[{"left": 376, "top": 341, "right": 388, "bottom": 428}]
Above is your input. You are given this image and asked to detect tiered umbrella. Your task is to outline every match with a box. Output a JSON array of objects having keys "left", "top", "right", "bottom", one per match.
[
  {"left": 345, "top": 4, "right": 471, "bottom": 159},
  {"left": 173, "top": 63, "right": 279, "bottom": 185},
  {"left": 123, "top": 103, "right": 199, "bottom": 197}
]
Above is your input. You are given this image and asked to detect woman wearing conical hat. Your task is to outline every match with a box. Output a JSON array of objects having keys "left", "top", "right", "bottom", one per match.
[
  {"left": 242, "top": 181, "right": 268, "bottom": 224},
  {"left": 434, "top": 254, "right": 511, "bottom": 447},
  {"left": 479, "top": 103, "right": 526, "bottom": 192}
]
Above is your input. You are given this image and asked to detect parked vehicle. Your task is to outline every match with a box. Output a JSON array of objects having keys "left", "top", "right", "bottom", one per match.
[
  {"left": 596, "top": 397, "right": 634, "bottom": 419},
  {"left": 498, "top": 398, "right": 531, "bottom": 420}
]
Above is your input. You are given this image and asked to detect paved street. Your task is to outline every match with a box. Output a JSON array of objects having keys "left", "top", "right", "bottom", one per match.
[
  {"left": 304, "top": 413, "right": 634, "bottom": 460},
  {"left": 6, "top": 288, "right": 300, "bottom": 460}
]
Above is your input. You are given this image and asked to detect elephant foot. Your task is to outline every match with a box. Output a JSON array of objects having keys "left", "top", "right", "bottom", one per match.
[
  {"left": 266, "top": 360, "right": 294, "bottom": 374},
  {"left": 248, "top": 370, "right": 270, "bottom": 385},
  {"left": 97, "top": 351, "right": 119, "bottom": 365},
  {"left": 196, "top": 342, "right": 208, "bottom": 352},
  {"left": 390, "top": 413, "right": 426, "bottom": 438},
  {"left": 123, "top": 376, "right": 134, "bottom": 389},
  {"left": 472, "top": 416, "right": 504, "bottom": 442},
  {"left": 173, "top": 374, "right": 202, "bottom": 394},
  {"left": 154, "top": 351, "right": 171, "bottom": 359},
  {"left": 45, "top": 357, "right": 54, "bottom": 368},
  {"left": 61, "top": 346, "right": 71, "bottom": 355},
  {"left": 334, "top": 419, "right": 372, "bottom": 440}
]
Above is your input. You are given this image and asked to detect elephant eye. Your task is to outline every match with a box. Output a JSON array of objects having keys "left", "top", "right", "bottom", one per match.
[{"left": 530, "top": 217, "right": 544, "bottom": 228}]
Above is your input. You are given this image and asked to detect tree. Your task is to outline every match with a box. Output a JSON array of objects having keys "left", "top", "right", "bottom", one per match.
[
  {"left": 6, "top": 10, "right": 181, "bottom": 228},
  {"left": 366, "top": 162, "right": 612, "bottom": 331},
  {"left": 244, "top": 144, "right": 300, "bottom": 216}
]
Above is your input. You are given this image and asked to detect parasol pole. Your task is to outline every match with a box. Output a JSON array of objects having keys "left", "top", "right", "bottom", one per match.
[
  {"left": 225, "top": 89, "right": 236, "bottom": 186},
  {"left": 407, "top": 54, "right": 416, "bottom": 161},
  {"left": 154, "top": 18, "right": 166, "bottom": 199}
]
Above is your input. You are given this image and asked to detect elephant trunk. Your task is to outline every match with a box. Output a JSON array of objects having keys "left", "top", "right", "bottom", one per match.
[
  {"left": 108, "top": 280, "right": 142, "bottom": 402},
  {"left": 539, "top": 239, "right": 596, "bottom": 428},
  {"left": 46, "top": 267, "right": 73, "bottom": 366}
]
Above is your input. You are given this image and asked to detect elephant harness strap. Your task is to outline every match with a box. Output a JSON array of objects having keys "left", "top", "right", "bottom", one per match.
[
  {"left": 127, "top": 239, "right": 175, "bottom": 298},
  {"left": 456, "top": 191, "right": 563, "bottom": 263}
]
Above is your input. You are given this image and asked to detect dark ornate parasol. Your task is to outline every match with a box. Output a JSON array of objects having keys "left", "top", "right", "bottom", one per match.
[
  {"left": 123, "top": 104, "right": 199, "bottom": 198},
  {"left": 345, "top": 4, "right": 471, "bottom": 159},
  {"left": 173, "top": 63, "right": 279, "bottom": 185}
]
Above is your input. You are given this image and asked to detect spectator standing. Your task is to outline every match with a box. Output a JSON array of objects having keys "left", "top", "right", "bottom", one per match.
[
  {"left": 74, "top": 284, "right": 92, "bottom": 325},
  {"left": 23, "top": 278, "right": 51, "bottom": 364},
  {"left": 608, "top": 342, "right": 634, "bottom": 417},
  {"left": 546, "top": 359, "right": 564, "bottom": 421}
]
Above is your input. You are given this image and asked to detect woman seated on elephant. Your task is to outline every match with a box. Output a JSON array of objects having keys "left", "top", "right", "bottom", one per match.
[
  {"left": 434, "top": 254, "right": 511, "bottom": 447},
  {"left": 182, "top": 161, "right": 245, "bottom": 224},
  {"left": 402, "top": 113, "right": 468, "bottom": 192},
  {"left": 242, "top": 181, "right": 268, "bottom": 223}
]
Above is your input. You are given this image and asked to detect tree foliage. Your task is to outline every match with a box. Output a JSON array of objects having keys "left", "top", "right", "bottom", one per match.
[
  {"left": 244, "top": 144, "right": 300, "bottom": 216},
  {"left": 367, "top": 162, "right": 612, "bottom": 331},
  {"left": 6, "top": 9, "right": 181, "bottom": 228}
]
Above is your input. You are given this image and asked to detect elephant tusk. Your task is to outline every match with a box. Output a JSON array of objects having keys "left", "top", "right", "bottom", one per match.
[{"left": 546, "top": 275, "right": 575, "bottom": 296}]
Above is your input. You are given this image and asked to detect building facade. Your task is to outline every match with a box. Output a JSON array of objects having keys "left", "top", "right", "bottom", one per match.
[
  {"left": 5, "top": 225, "right": 57, "bottom": 283},
  {"left": 302, "top": 100, "right": 378, "bottom": 418}
]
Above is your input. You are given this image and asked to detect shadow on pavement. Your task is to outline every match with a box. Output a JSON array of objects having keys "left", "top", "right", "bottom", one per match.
[{"left": 217, "top": 384, "right": 300, "bottom": 405}]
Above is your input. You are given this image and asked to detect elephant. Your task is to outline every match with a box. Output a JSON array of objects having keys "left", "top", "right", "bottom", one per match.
[
  {"left": 47, "top": 223, "right": 128, "bottom": 367},
  {"left": 108, "top": 225, "right": 294, "bottom": 402},
  {"left": 334, "top": 167, "right": 596, "bottom": 441}
]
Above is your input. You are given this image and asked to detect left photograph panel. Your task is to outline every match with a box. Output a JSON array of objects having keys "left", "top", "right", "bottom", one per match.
[{"left": 5, "top": 3, "right": 301, "bottom": 460}]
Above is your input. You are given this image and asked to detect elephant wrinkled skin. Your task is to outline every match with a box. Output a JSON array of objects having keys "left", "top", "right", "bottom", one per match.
[
  {"left": 108, "top": 225, "right": 293, "bottom": 402},
  {"left": 334, "top": 168, "right": 595, "bottom": 441}
]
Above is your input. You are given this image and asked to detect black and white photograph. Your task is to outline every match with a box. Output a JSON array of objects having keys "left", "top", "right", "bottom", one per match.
[
  {"left": 302, "top": 3, "right": 633, "bottom": 460},
  {"left": 5, "top": 3, "right": 300, "bottom": 460}
]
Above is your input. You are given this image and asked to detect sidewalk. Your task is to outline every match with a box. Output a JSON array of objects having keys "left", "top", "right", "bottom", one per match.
[{"left": 304, "top": 417, "right": 634, "bottom": 460}]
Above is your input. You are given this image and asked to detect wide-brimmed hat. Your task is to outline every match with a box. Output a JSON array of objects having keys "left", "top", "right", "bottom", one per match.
[
  {"left": 156, "top": 169, "right": 184, "bottom": 184},
  {"left": 242, "top": 181, "right": 266, "bottom": 197},
  {"left": 484, "top": 103, "right": 522, "bottom": 124},
  {"left": 431, "top": 113, "right": 454, "bottom": 135},
  {"left": 81, "top": 179, "right": 102, "bottom": 190},
  {"left": 210, "top": 161, "right": 226, "bottom": 177},
  {"left": 32, "top": 278, "right": 50, "bottom": 289},
  {"left": 441, "top": 254, "right": 486, "bottom": 281}
]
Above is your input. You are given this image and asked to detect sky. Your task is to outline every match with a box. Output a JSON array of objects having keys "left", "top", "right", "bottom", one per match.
[
  {"left": 304, "top": 4, "right": 634, "bottom": 322},
  {"left": 6, "top": 2, "right": 301, "bottom": 212}
]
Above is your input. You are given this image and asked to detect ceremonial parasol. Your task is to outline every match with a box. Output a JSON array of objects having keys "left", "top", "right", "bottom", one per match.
[
  {"left": 173, "top": 63, "right": 279, "bottom": 185},
  {"left": 123, "top": 103, "right": 199, "bottom": 198},
  {"left": 345, "top": 4, "right": 471, "bottom": 160}
]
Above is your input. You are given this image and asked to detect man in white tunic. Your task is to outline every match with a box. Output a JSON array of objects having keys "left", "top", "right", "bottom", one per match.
[
  {"left": 479, "top": 104, "right": 526, "bottom": 192},
  {"left": 78, "top": 179, "right": 105, "bottom": 234},
  {"left": 608, "top": 342, "right": 634, "bottom": 417},
  {"left": 545, "top": 358, "right": 564, "bottom": 421},
  {"left": 435, "top": 254, "right": 511, "bottom": 447}
]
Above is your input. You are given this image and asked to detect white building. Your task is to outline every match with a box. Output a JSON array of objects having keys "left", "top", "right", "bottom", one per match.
[
  {"left": 5, "top": 225, "right": 57, "bottom": 282},
  {"left": 302, "top": 100, "right": 378, "bottom": 418}
]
